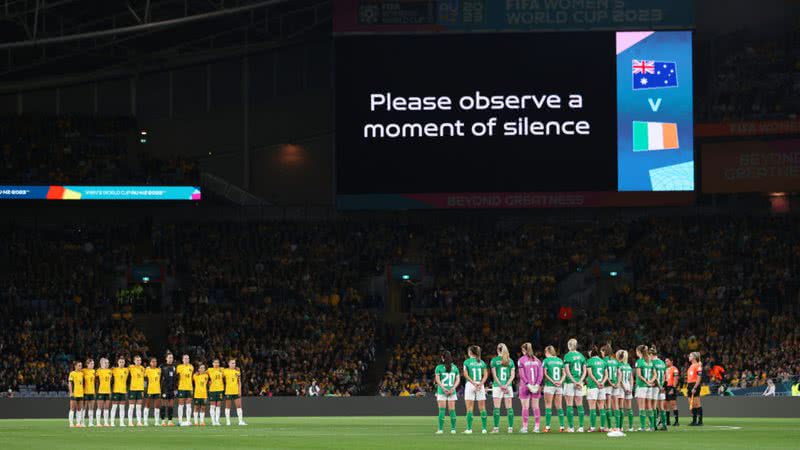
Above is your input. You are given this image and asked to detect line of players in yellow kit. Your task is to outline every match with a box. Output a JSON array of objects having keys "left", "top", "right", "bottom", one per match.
[{"left": 67, "top": 352, "right": 247, "bottom": 428}]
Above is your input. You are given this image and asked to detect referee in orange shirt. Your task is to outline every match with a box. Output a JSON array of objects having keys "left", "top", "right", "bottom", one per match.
[
  {"left": 686, "top": 352, "right": 704, "bottom": 426},
  {"left": 665, "top": 358, "right": 679, "bottom": 426}
]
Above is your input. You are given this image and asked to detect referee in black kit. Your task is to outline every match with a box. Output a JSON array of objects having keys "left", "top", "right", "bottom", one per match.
[{"left": 160, "top": 352, "right": 177, "bottom": 426}]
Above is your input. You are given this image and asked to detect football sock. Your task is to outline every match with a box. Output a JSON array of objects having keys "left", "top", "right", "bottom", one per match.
[
  {"left": 533, "top": 407, "right": 540, "bottom": 426},
  {"left": 557, "top": 409, "right": 564, "bottom": 428},
  {"left": 449, "top": 409, "right": 457, "bottom": 429},
  {"left": 507, "top": 408, "right": 514, "bottom": 428},
  {"left": 237, "top": 408, "right": 244, "bottom": 423},
  {"left": 493, "top": 408, "right": 500, "bottom": 428},
  {"left": 590, "top": 409, "right": 596, "bottom": 428},
  {"left": 69, "top": 410, "right": 74, "bottom": 426},
  {"left": 545, "top": 408, "right": 552, "bottom": 427},
  {"left": 627, "top": 408, "right": 634, "bottom": 428},
  {"left": 566, "top": 406, "right": 574, "bottom": 428},
  {"left": 577, "top": 406, "right": 585, "bottom": 428},
  {"left": 639, "top": 409, "right": 646, "bottom": 428},
  {"left": 521, "top": 407, "right": 529, "bottom": 428},
  {"left": 438, "top": 408, "right": 446, "bottom": 431},
  {"left": 480, "top": 410, "right": 487, "bottom": 431},
  {"left": 697, "top": 407, "right": 703, "bottom": 424},
  {"left": 136, "top": 404, "right": 142, "bottom": 422},
  {"left": 466, "top": 411, "right": 473, "bottom": 430}
]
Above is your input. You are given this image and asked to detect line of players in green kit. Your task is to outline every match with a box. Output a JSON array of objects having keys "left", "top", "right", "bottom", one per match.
[{"left": 433, "top": 339, "right": 671, "bottom": 434}]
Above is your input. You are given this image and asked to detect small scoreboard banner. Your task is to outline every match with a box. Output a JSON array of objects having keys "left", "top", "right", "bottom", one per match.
[{"left": 0, "top": 185, "right": 201, "bottom": 200}]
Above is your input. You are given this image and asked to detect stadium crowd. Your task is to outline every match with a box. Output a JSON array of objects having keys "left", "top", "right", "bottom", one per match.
[
  {"left": 0, "top": 117, "right": 198, "bottom": 185},
  {"left": 1, "top": 215, "right": 798, "bottom": 397}
]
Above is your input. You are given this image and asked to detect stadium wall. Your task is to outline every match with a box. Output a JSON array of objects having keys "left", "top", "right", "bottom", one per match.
[{"left": 2, "top": 397, "right": 798, "bottom": 419}]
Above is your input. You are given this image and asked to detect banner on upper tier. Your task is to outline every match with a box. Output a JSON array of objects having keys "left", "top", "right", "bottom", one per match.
[
  {"left": 333, "top": 0, "right": 695, "bottom": 33},
  {"left": 0, "top": 185, "right": 202, "bottom": 200}
]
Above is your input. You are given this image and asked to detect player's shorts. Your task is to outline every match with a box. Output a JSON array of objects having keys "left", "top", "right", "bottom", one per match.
[
  {"left": 436, "top": 392, "right": 457, "bottom": 401},
  {"left": 665, "top": 386, "right": 677, "bottom": 401},
  {"left": 649, "top": 387, "right": 660, "bottom": 400},
  {"left": 224, "top": 394, "right": 240, "bottom": 400},
  {"left": 563, "top": 383, "right": 584, "bottom": 397},
  {"left": 624, "top": 390, "right": 633, "bottom": 400},
  {"left": 209, "top": 391, "right": 223, "bottom": 402},
  {"left": 128, "top": 391, "right": 144, "bottom": 400},
  {"left": 543, "top": 385, "right": 563, "bottom": 395},
  {"left": 69, "top": 395, "right": 84, "bottom": 401},
  {"left": 635, "top": 387, "right": 649, "bottom": 399},
  {"left": 162, "top": 390, "right": 175, "bottom": 400},
  {"left": 613, "top": 388, "right": 625, "bottom": 399},
  {"left": 83, "top": 394, "right": 95, "bottom": 401},
  {"left": 177, "top": 390, "right": 193, "bottom": 399},
  {"left": 603, "top": 386, "right": 614, "bottom": 398},
  {"left": 147, "top": 394, "right": 161, "bottom": 399},
  {"left": 492, "top": 385, "right": 514, "bottom": 399},
  {"left": 112, "top": 393, "right": 127, "bottom": 401},
  {"left": 464, "top": 383, "right": 487, "bottom": 401},
  {"left": 587, "top": 388, "right": 606, "bottom": 401},
  {"left": 193, "top": 398, "right": 207, "bottom": 406},
  {"left": 658, "top": 388, "right": 666, "bottom": 401},
  {"left": 96, "top": 394, "right": 110, "bottom": 401},
  {"left": 518, "top": 384, "right": 541, "bottom": 400}
]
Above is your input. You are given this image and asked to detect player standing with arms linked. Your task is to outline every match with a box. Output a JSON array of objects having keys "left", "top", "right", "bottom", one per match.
[
  {"left": 649, "top": 346, "right": 668, "bottom": 430},
  {"left": 490, "top": 343, "right": 515, "bottom": 433},
  {"left": 96, "top": 358, "right": 112, "bottom": 427},
  {"left": 176, "top": 354, "right": 194, "bottom": 426},
  {"left": 193, "top": 364, "right": 210, "bottom": 426},
  {"left": 68, "top": 361, "right": 85, "bottom": 428},
  {"left": 562, "top": 338, "right": 587, "bottom": 432},
  {"left": 160, "top": 352, "right": 177, "bottom": 426},
  {"left": 110, "top": 357, "right": 129, "bottom": 427},
  {"left": 144, "top": 357, "right": 162, "bottom": 426},
  {"left": 602, "top": 344, "right": 621, "bottom": 432},
  {"left": 665, "top": 358, "right": 680, "bottom": 426},
  {"left": 634, "top": 345, "right": 654, "bottom": 431},
  {"left": 687, "top": 352, "right": 704, "bottom": 426},
  {"left": 462, "top": 345, "right": 488, "bottom": 434},
  {"left": 617, "top": 350, "right": 635, "bottom": 432},
  {"left": 517, "top": 343, "right": 542, "bottom": 433},
  {"left": 585, "top": 346, "right": 607, "bottom": 432},
  {"left": 207, "top": 358, "right": 225, "bottom": 426},
  {"left": 542, "top": 345, "right": 565, "bottom": 433},
  {"left": 223, "top": 358, "right": 247, "bottom": 425},
  {"left": 434, "top": 350, "right": 460, "bottom": 434},
  {"left": 128, "top": 355, "right": 146, "bottom": 426},
  {"left": 82, "top": 359, "right": 97, "bottom": 427}
]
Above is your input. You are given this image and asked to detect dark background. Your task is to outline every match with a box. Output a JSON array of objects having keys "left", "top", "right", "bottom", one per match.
[{"left": 335, "top": 32, "right": 617, "bottom": 194}]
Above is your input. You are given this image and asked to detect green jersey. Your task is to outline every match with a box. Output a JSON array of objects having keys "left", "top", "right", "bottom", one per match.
[
  {"left": 463, "top": 357, "right": 487, "bottom": 383},
  {"left": 490, "top": 356, "right": 515, "bottom": 387},
  {"left": 435, "top": 364, "right": 459, "bottom": 395},
  {"left": 542, "top": 356, "right": 565, "bottom": 386},
  {"left": 605, "top": 357, "right": 620, "bottom": 385},
  {"left": 563, "top": 351, "right": 586, "bottom": 383},
  {"left": 651, "top": 358, "right": 667, "bottom": 387},
  {"left": 619, "top": 363, "right": 633, "bottom": 388},
  {"left": 635, "top": 358, "right": 654, "bottom": 388},
  {"left": 586, "top": 356, "right": 606, "bottom": 389}
]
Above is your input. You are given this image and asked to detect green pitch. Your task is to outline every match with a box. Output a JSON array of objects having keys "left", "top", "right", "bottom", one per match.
[{"left": 1, "top": 417, "right": 798, "bottom": 449}]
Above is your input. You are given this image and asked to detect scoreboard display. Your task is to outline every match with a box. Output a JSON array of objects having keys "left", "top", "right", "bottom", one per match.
[{"left": 335, "top": 31, "right": 694, "bottom": 208}]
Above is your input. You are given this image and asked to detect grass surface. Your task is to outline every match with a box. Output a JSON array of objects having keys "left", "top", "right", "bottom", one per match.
[{"left": 1, "top": 417, "right": 798, "bottom": 449}]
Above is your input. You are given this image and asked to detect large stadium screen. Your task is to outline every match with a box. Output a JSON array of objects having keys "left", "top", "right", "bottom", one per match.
[{"left": 335, "top": 31, "right": 694, "bottom": 208}]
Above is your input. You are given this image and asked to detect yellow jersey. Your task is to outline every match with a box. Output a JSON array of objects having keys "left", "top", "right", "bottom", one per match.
[
  {"left": 145, "top": 367, "right": 162, "bottom": 395},
  {"left": 82, "top": 368, "right": 96, "bottom": 395},
  {"left": 129, "top": 365, "right": 145, "bottom": 391},
  {"left": 207, "top": 367, "right": 225, "bottom": 392},
  {"left": 96, "top": 368, "right": 112, "bottom": 394},
  {"left": 177, "top": 364, "right": 194, "bottom": 391},
  {"left": 222, "top": 368, "right": 241, "bottom": 396},
  {"left": 111, "top": 367, "right": 129, "bottom": 394},
  {"left": 69, "top": 370, "right": 84, "bottom": 397},
  {"left": 193, "top": 373, "right": 209, "bottom": 399}
]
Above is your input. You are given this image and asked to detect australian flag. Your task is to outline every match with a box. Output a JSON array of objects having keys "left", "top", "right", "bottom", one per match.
[{"left": 632, "top": 60, "right": 678, "bottom": 90}]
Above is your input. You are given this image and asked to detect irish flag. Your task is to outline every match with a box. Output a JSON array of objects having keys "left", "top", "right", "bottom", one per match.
[{"left": 633, "top": 121, "right": 679, "bottom": 152}]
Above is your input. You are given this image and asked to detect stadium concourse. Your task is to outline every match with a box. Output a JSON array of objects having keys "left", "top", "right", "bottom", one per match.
[{"left": 1, "top": 215, "right": 798, "bottom": 402}]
